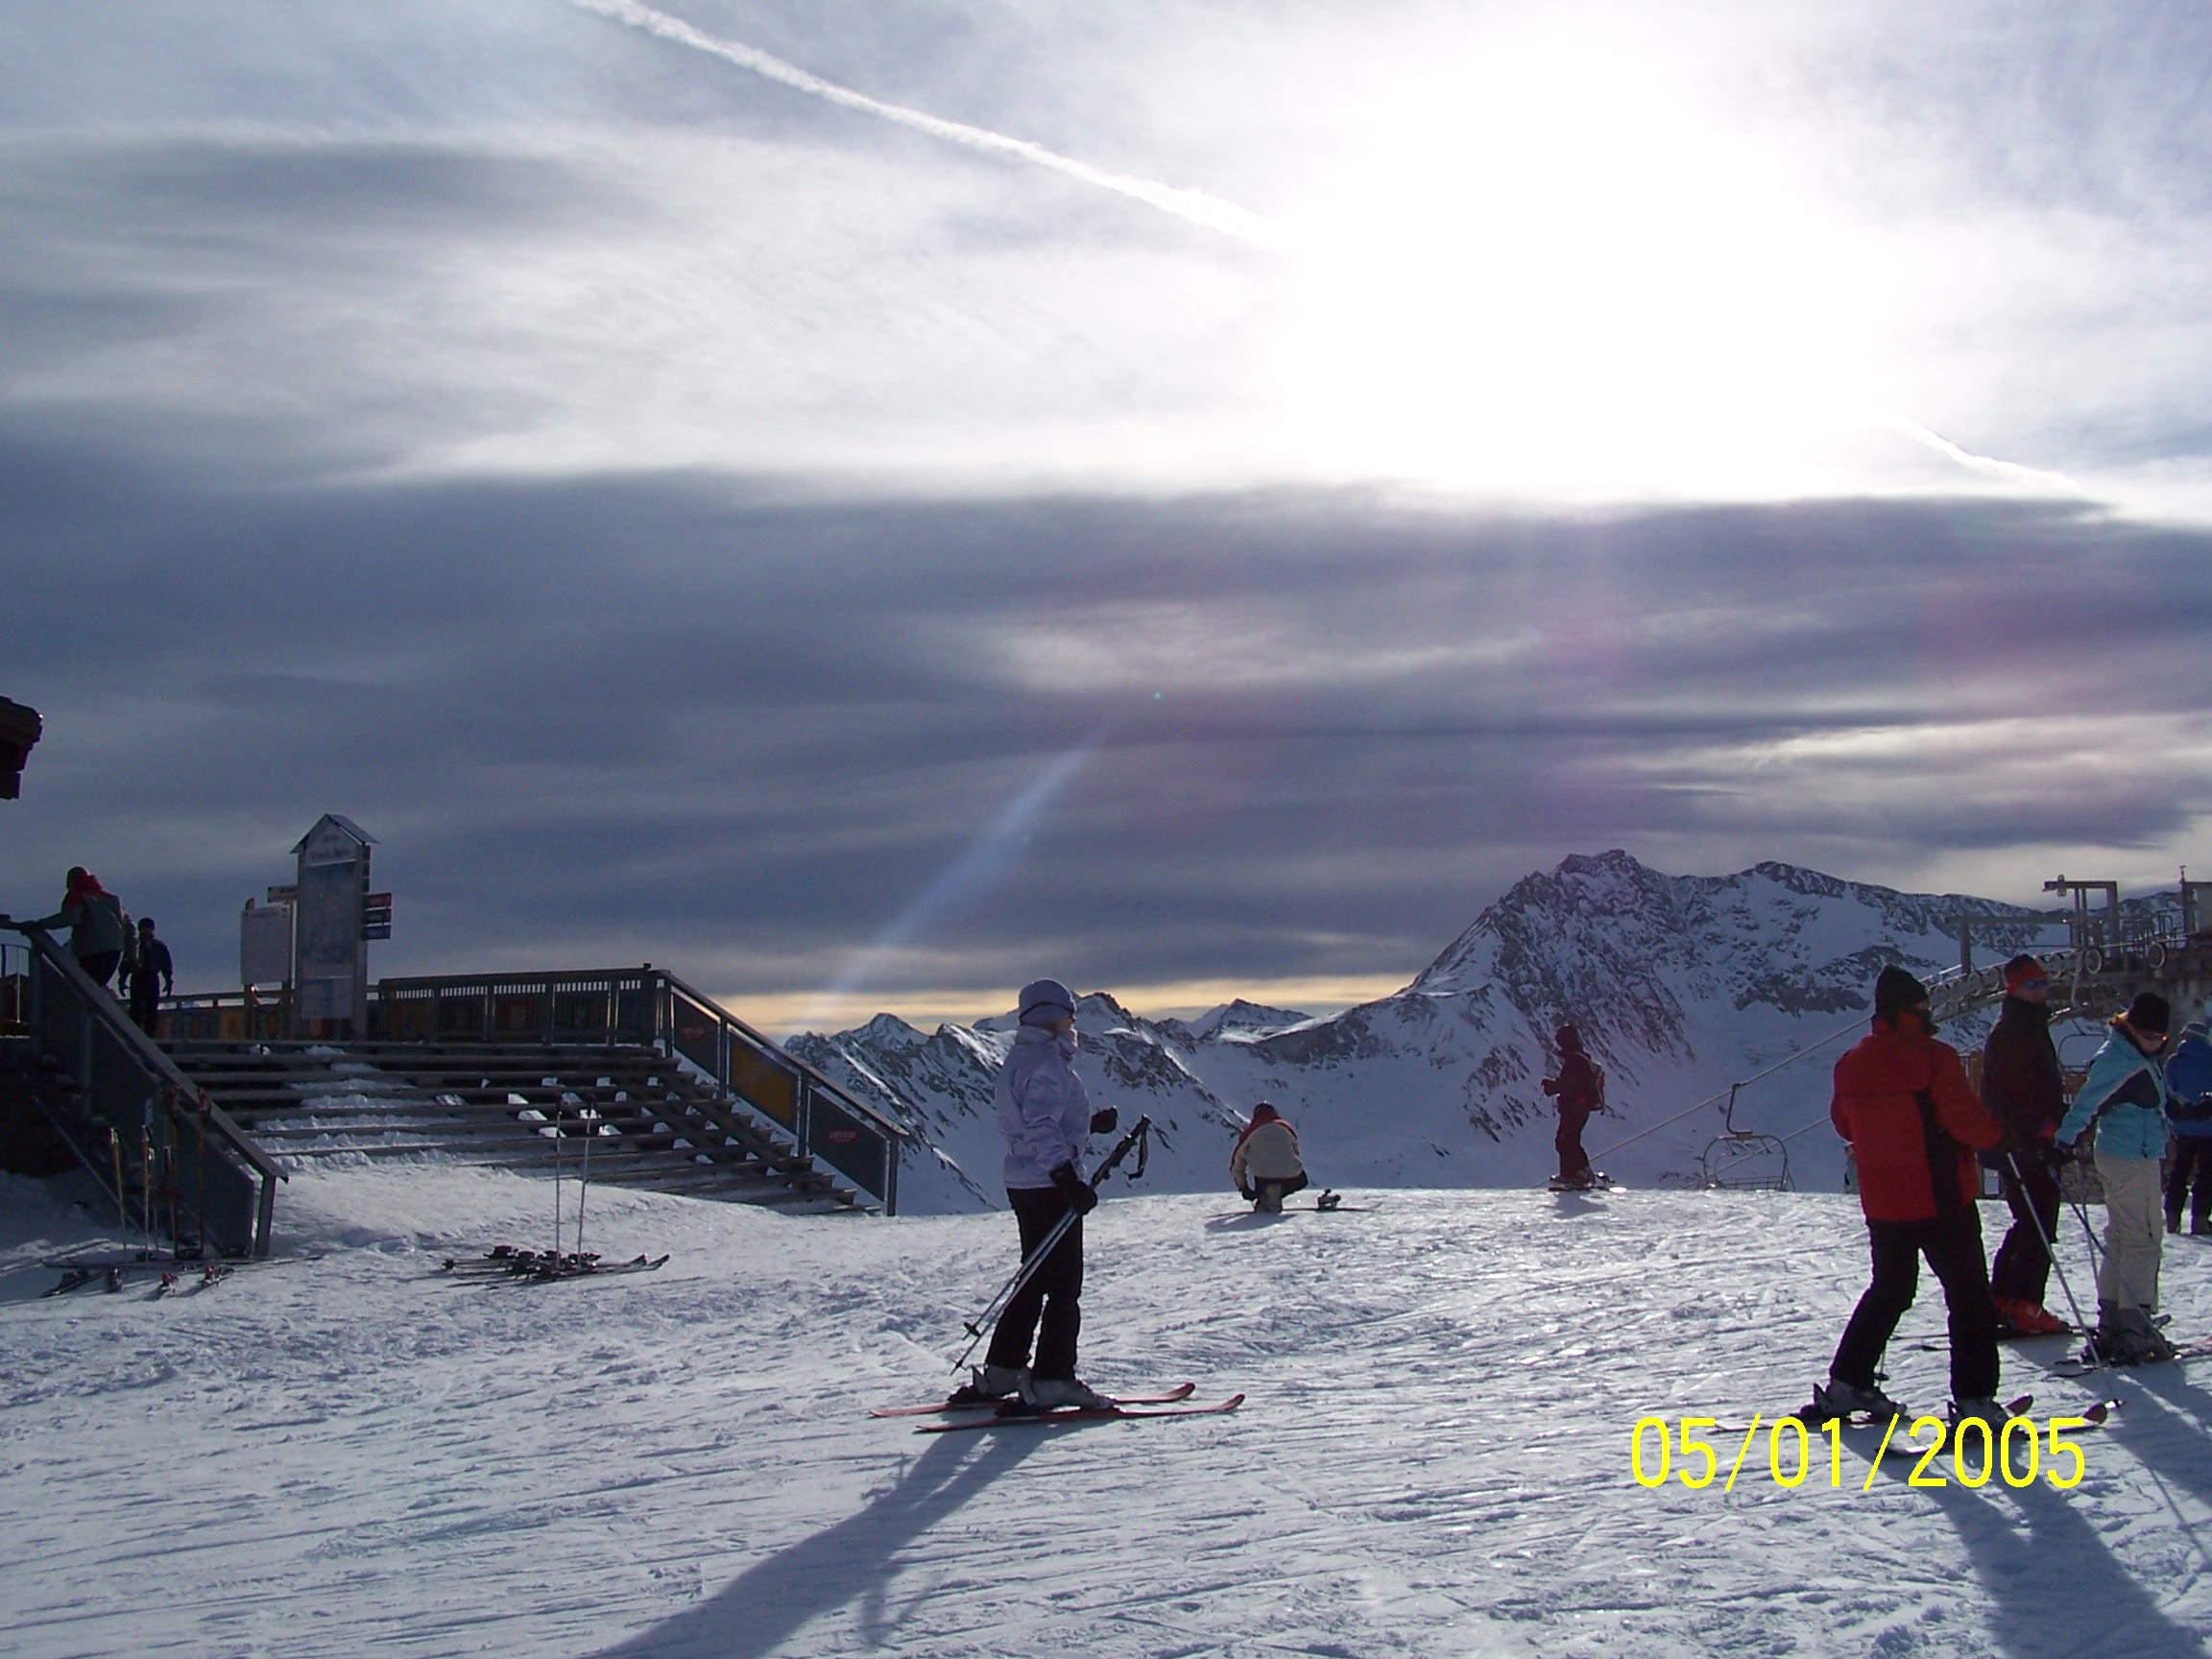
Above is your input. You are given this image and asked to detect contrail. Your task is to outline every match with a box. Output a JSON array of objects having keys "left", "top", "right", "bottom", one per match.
[
  {"left": 568, "top": 0, "right": 1285, "bottom": 248},
  {"left": 1890, "top": 419, "right": 2069, "bottom": 489}
]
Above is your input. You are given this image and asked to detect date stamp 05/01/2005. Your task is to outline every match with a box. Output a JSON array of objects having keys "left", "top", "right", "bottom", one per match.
[{"left": 1630, "top": 1413, "right": 2099, "bottom": 1494}]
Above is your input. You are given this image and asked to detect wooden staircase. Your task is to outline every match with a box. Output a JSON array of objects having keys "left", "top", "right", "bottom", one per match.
[{"left": 159, "top": 1039, "right": 860, "bottom": 1212}]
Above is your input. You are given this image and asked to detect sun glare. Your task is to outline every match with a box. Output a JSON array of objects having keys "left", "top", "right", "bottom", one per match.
[{"left": 1268, "top": 20, "right": 1892, "bottom": 498}]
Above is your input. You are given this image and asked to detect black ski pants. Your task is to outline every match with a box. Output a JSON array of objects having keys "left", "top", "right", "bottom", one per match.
[
  {"left": 1832, "top": 1206, "right": 1999, "bottom": 1403},
  {"left": 1555, "top": 1107, "right": 1592, "bottom": 1184},
  {"left": 2167, "top": 1139, "right": 2212, "bottom": 1231},
  {"left": 1991, "top": 1155, "right": 2061, "bottom": 1307},
  {"left": 985, "top": 1184, "right": 1084, "bottom": 1382}
]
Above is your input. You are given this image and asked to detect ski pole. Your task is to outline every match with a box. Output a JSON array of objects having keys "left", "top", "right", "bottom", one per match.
[
  {"left": 951, "top": 1116, "right": 1150, "bottom": 1373},
  {"left": 108, "top": 1129, "right": 128, "bottom": 1244},
  {"left": 577, "top": 1109, "right": 592, "bottom": 1260},
  {"left": 551, "top": 1105, "right": 564, "bottom": 1266},
  {"left": 2004, "top": 1150, "right": 2102, "bottom": 1375},
  {"left": 139, "top": 1121, "right": 154, "bottom": 1258}
]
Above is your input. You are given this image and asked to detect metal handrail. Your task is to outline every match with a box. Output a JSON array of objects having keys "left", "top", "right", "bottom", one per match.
[{"left": 9, "top": 924, "right": 283, "bottom": 1254}]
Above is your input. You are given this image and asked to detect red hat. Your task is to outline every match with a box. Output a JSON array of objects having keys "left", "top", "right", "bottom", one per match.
[{"left": 2004, "top": 956, "right": 2047, "bottom": 994}]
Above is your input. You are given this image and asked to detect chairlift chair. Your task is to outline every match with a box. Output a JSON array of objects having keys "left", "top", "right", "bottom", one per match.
[{"left": 1699, "top": 1082, "right": 1793, "bottom": 1191}]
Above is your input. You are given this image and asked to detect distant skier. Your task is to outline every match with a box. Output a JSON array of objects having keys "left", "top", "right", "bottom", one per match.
[
  {"left": 123, "top": 916, "right": 174, "bottom": 1036},
  {"left": 2163, "top": 1017, "right": 2212, "bottom": 1237},
  {"left": 1981, "top": 954, "right": 2070, "bottom": 1336},
  {"left": 1231, "top": 1102, "right": 1310, "bottom": 1213},
  {"left": 2058, "top": 993, "right": 2177, "bottom": 1363},
  {"left": 963, "top": 978, "right": 1119, "bottom": 1411},
  {"left": 1816, "top": 966, "right": 2007, "bottom": 1429},
  {"left": 1541, "top": 1023, "right": 1602, "bottom": 1190}
]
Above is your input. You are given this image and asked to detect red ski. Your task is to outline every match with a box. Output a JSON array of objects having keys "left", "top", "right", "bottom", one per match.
[
  {"left": 873, "top": 1382, "right": 1196, "bottom": 1419},
  {"left": 915, "top": 1393, "right": 1244, "bottom": 1433}
]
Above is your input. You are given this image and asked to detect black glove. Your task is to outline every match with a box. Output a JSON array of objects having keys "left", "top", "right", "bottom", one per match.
[
  {"left": 1049, "top": 1162, "right": 1097, "bottom": 1216},
  {"left": 1090, "top": 1107, "right": 1118, "bottom": 1135},
  {"left": 2066, "top": 1133, "right": 2094, "bottom": 1163},
  {"left": 2032, "top": 1141, "right": 2071, "bottom": 1172}
]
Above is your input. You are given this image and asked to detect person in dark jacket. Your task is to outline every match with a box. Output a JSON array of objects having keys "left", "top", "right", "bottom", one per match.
[
  {"left": 123, "top": 917, "right": 174, "bottom": 1035},
  {"left": 2165, "top": 1017, "right": 2212, "bottom": 1237},
  {"left": 22, "top": 867, "right": 132, "bottom": 988},
  {"left": 1541, "top": 1023, "right": 1600, "bottom": 1189},
  {"left": 957, "top": 977, "right": 1120, "bottom": 1412},
  {"left": 1818, "top": 966, "right": 2006, "bottom": 1428},
  {"left": 1981, "top": 955, "right": 2069, "bottom": 1335}
]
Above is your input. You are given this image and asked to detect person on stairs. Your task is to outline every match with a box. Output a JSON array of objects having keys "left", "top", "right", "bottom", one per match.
[
  {"left": 1231, "top": 1103, "right": 1309, "bottom": 1213},
  {"left": 123, "top": 916, "right": 174, "bottom": 1037},
  {"left": 19, "top": 867, "right": 133, "bottom": 990},
  {"left": 1981, "top": 954, "right": 2071, "bottom": 1336},
  {"left": 2059, "top": 992, "right": 2178, "bottom": 1363},
  {"left": 1818, "top": 966, "right": 2008, "bottom": 1431},
  {"left": 2163, "top": 1016, "right": 2212, "bottom": 1238},
  {"left": 961, "top": 977, "right": 1119, "bottom": 1412}
]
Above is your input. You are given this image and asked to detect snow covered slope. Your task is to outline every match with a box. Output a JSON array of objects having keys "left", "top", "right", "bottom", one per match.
[
  {"left": 5, "top": 1166, "right": 2208, "bottom": 1659},
  {"left": 790, "top": 852, "right": 2069, "bottom": 1213}
]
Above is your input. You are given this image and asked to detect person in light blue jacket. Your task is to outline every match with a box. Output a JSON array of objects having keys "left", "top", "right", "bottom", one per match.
[
  {"left": 965, "top": 977, "right": 1118, "bottom": 1412},
  {"left": 2165, "top": 1017, "right": 2212, "bottom": 1236},
  {"left": 2057, "top": 993, "right": 2176, "bottom": 1363}
]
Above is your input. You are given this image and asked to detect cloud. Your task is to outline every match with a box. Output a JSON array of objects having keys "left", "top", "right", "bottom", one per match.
[{"left": 7, "top": 446, "right": 2212, "bottom": 1022}]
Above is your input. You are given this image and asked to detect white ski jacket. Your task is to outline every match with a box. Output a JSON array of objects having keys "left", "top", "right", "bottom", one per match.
[
  {"left": 997, "top": 1026, "right": 1093, "bottom": 1190},
  {"left": 1230, "top": 1120, "right": 1304, "bottom": 1187}
]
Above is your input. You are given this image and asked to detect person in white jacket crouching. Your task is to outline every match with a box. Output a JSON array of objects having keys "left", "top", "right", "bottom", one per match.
[{"left": 1231, "top": 1103, "right": 1310, "bottom": 1213}]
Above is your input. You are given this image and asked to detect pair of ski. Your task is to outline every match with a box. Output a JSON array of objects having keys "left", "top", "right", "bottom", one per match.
[
  {"left": 444, "top": 1249, "right": 669, "bottom": 1283},
  {"left": 1547, "top": 1173, "right": 1621, "bottom": 1193},
  {"left": 42, "top": 1260, "right": 234, "bottom": 1298},
  {"left": 872, "top": 1382, "right": 1244, "bottom": 1433},
  {"left": 1713, "top": 1394, "right": 2113, "bottom": 1435},
  {"left": 2051, "top": 1336, "right": 2212, "bottom": 1379}
]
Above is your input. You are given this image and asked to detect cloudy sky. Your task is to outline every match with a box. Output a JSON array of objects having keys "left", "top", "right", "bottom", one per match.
[{"left": 4, "top": 0, "right": 2210, "bottom": 1031}]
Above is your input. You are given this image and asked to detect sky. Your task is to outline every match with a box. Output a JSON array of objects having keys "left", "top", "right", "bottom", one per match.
[{"left": 3, "top": 0, "right": 2211, "bottom": 1032}]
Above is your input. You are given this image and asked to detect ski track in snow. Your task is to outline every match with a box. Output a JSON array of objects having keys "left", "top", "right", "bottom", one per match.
[{"left": 4, "top": 1166, "right": 2211, "bottom": 1658}]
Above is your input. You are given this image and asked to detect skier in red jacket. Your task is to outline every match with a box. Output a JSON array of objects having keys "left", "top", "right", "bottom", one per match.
[
  {"left": 1815, "top": 965, "right": 2006, "bottom": 1430},
  {"left": 1542, "top": 1024, "right": 1601, "bottom": 1190}
]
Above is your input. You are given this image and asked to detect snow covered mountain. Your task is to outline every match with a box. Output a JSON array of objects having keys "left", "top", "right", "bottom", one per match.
[{"left": 788, "top": 851, "right": 2079, "bottom": 1214}]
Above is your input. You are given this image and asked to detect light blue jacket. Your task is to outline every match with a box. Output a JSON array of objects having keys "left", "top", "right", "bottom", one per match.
[
  {"left": 2165, "top": 1029, "right": 2212, "bottom": 1140},
  {"left": 997, "top": 1026, "right": 1093, "bottom": 1190},
  {"left": 2057, "top": 1029, "right": 2172, "bottom": 1160}
]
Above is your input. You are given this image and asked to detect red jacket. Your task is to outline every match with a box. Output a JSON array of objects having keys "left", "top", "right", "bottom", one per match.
[{"left": 1831, "top": 1023, "right": 2000, "bottom": 1222}]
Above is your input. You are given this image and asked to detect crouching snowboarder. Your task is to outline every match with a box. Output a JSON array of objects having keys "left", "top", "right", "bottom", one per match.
[
  {"left": 1231, "top": 1103, "right": 1310, "bottom": 1213},
  {"left": 1816, "top": 966, "right": 2008, "bottom": 1431},
  {"left": 961, "top": 978, "right": 1120, "bottom": 1411}
]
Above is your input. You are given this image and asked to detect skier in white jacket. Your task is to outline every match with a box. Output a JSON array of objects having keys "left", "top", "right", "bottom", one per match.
[{"left": 966, "top": 978, "right": 1118, "bottom": 1411}]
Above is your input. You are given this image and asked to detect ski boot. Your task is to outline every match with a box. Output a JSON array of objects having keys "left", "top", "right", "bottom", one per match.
[
  {"left": 1255, "top": 1182, "right": 1285, "bottom": 1214},
  {"left": 946, "top": 1363, "right": 1028, "bottom": 1407},
  {"left": 1316, "top": 1189, "right": 1342, "bottom": 1212},
  {"left": 1019, "top": 1374, "right": 1111, "bottom": 1412},
  {"left": 2091, "top": 1305, "right": 2176, "bottom": 1365},
  {"left": 1807, "top": 1375, "right": 1905, "bottom": 1425}
]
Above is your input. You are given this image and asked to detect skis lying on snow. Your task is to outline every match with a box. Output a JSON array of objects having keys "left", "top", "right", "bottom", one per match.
[
  {"left": 441, "top": 1248, "right": 669, "bottom": 1283},
  {"left": 41, "top": 1258, "right": 254, "bottom": 1297},
  {"left": 872, "top": 1382, "right": 1196, "bottom": 1419},
  {"left": 915, "top": 1393, "right": 1245, "bottom": 1434}
]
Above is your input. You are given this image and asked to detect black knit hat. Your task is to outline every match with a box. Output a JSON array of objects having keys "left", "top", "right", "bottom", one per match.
[
  {"left": 1874, "top": 965, "right": 1931, "bottom": 1022},
  {"left": 2123, "top": 992, "right": 2172, "bottom": 1037}
]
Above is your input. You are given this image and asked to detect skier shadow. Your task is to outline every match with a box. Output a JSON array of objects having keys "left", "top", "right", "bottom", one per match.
[
  {"left": 1203, "top": 1211, "right": 1290, "bottom": 1232},
  {"left": 1887, "top": 1447, "right": 2209, "bottom": 1659},
  {"left": 581, "top": 1431, "right": 1042, "bottom": 1659}
]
